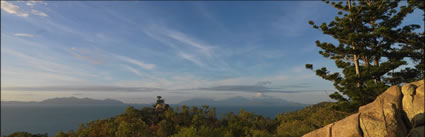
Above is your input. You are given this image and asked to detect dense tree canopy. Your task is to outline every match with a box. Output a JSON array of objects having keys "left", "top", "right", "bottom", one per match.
[
  {"left": 306, "top": 0, "right": 423, "bottom": 109},
  {"left": 4, "top": 99, "right": 352, "bottom": 137},
  {"left": 3, "top": 132, "right": 48, "bottom": 137}
]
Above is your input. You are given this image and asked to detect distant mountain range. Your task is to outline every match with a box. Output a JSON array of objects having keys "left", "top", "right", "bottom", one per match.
[
  {"left": 178, "top": 96, "right": 306, "bottom": 107},
  {"left": 2, "top": 97, "right": 124, "bottom": 105},
  {"left": 2, "top": 96, "right": 306, "bottom": 107}
]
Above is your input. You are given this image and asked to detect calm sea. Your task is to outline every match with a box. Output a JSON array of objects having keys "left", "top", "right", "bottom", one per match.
[{"left": 1, "top": 104, "right": 304, "bottom": 136}]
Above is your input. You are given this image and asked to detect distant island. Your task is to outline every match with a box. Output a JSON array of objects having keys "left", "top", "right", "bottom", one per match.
[
  {"left": 2, "top": 96, "right": 305, "bottom": 107},
  {"left": 2, "top": 97, "right": 124, "bottom": 105}
]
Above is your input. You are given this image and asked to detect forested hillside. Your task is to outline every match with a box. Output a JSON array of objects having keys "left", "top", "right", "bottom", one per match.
[{"left": 3, "top": 97, "right": 351, "bottom": 137}]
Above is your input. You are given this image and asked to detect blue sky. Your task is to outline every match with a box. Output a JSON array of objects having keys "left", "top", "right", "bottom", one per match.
[{"left": 1, "top": 1, "right": 423, "bottom": 104}]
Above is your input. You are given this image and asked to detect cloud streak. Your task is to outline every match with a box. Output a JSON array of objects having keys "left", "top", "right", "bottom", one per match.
[
  {"left": 178, "top": 52, "right": 204, "bottom": 67},
  {"left": 115, "top": 55, "right": 156, "bottom": 70},
  {"left": 274, "top": 1, "right": 325, "bottom": 37},
  {"left": 183, "top": 85, "right": 331, "bottom": 93},
  {"left": 3, "top": 48, "right": 70, "bottom": 73},
  {"left": 1, "top": 1, "right": 49, "bottom": 17},
  {"left": 143, "top": 25, "right": 222, "bottom": 68},
  {"left": 26, "top": 0, "right": 48, "bottom": 7},
  {"left": 2, "top": 47, "right": 99, "bottom": 83},
  {"left": 14, "top": 33, "right": 34, "bottom": 37},
  {"left": 70, "top": 47, "right": 104, "bottom": 65},
  {"left": 121, "top": 64, "right": 143, "bottom": 77},
  {"left": 1, "top": 1, "right": 29, "bottom": 17},
  {"left": 2, "top": 85, "right": 163, "bottom": 92},
  {"left": 2, "top": 68, "right": 86, "bottom": 87},
  {"left": 31, "top": 9, "right": 48, "bottom": 17},
  {"left": 166, "top": 30, "right": 213, "bottom": 56}
]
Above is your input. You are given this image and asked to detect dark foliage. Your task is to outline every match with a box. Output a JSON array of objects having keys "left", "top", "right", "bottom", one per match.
[{"left": 306, "top": 0, "right": 423, "bottom": 110}]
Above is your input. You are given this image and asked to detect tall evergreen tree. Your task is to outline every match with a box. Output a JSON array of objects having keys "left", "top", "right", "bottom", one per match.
[
  {"left": 386, "top": 0, "right": 425, "bottom": 84},
  {"left": 306, "top": 0, "right": 420, "bottom": 108}
]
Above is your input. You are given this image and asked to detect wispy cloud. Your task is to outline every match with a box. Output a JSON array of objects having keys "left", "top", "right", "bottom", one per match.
[
  {"left": 14, "top": 33, "right": 34, "bottom": 37},
  {"left": 70, "top": 47, "right": 104, "bottom": 65},
  {"left": 194, "top": 85, "right": 273, "bottom": 92},
  {"left": 279, "top": 83, "right": 311, "bottom": 89},
  {"left": 26, "top": 1, "right": 37, "bottom": 7},
  {"left": 194, "top": 3, "right": 229, "bottom": 34},
  {"left": 291, "top": 66, "right": 307, "bottom": 73},
  {"left": 143, "top": 25, "right": 232, "bottom": 70},
  {"left": 273, "top": 1, "right": 325, "bottom": 37},
  {"left": 115, "top": 55, "right": 155, "bottom": 70},
  {"left": 1, "top": 1, "right": 29, "bottom": 17},
  {"left": 3, "top": 48, "right": 68, "bottom": 73},
  {"left": 1, "top": 1, "right": 49, "bottom": 17},
  {"left": 166, "top": 30, "right": 213, "bottom": 57},
  {"left": 184, "top": 85, "right": 330, "bottom": 93},
  {"left": 2, "top": 48, "right": 98, "bottom": 79},
  {"left": 178, "top": 52, "right": 204, "bottom": 67},
  {"left": 1, "top": 2, "right": 347, "bottom": 104},
  {"left": 121, "top": 64, "right": 143, "bottom": 77},
  {"left": 112, "top": 71, "right": 321, "bottom": 94},
  {"left": 26, "top": 0, "right": 48, "bottom": 8},
  {"left": 1, "top": 67, "right": 87, "bottom": 87},
  {"left": 31, "top": 9, "right": 48, "bottom": 17},
  {"left": 2, "top": 85, "right": 163, "bottom": 92}
]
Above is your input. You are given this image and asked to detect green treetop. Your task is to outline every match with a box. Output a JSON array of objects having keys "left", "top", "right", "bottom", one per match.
[{"left": 306, "top": 0, "right": 421, "bottom": 109}]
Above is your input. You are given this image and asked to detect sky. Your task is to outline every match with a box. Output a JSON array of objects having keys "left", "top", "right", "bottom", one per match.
[{"left": 1, "top": 1, "right": 423, "bottom": 104}]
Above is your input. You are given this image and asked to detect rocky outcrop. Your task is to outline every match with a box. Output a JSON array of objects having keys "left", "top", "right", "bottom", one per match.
[
  {"left": 332, "top": 113, "right": 362, "bottom": 137},
  {"left": 303, "top": 80, "right": 424, "bottom": 137},
  {"left": 300, "top": 123, "right": 335, "bottom": 137},
  {"left": 359, "top": 85, "right": 408, "bottom": 137},
  {"left": 403, "top": 80, "right": 425, "bottom": 127}
]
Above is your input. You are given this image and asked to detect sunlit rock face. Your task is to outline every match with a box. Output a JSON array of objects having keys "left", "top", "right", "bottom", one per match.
[
  {"left": 402, "top": 80, "right": 425, "bottom": 127},
  {"left": 303, "top": 80, "right": 424, "bottom": 137}
]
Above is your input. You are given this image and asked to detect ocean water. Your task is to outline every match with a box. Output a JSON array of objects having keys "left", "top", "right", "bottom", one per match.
[{"left": 1, "top": 104, "right": 304, "bottom": 136}]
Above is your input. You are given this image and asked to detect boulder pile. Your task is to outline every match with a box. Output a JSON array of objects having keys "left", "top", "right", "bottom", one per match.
[{"left": 303, "top": 80, "right": 424, "bottom": 137}]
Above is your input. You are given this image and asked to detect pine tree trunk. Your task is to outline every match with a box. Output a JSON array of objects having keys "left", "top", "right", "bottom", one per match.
[
  {"left": 353, "top": 44, "right": 361, "bottom": 87},
  {"left": 348, "top": 0, "right": 352, "bottom": 9},
  {"left": 354, "top": 54, "right": 361, "bottom": 87},
  {"left": 363, "top": 56, "right": 370, "bottom": 67},
  {"left": 348, "top": 0, "right": 361, "bottom": 87}
]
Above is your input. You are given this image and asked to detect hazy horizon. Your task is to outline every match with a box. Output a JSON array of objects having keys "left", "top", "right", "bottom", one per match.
[{"left": 1, "top": 1, "right": 423, "bottom": 104}]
